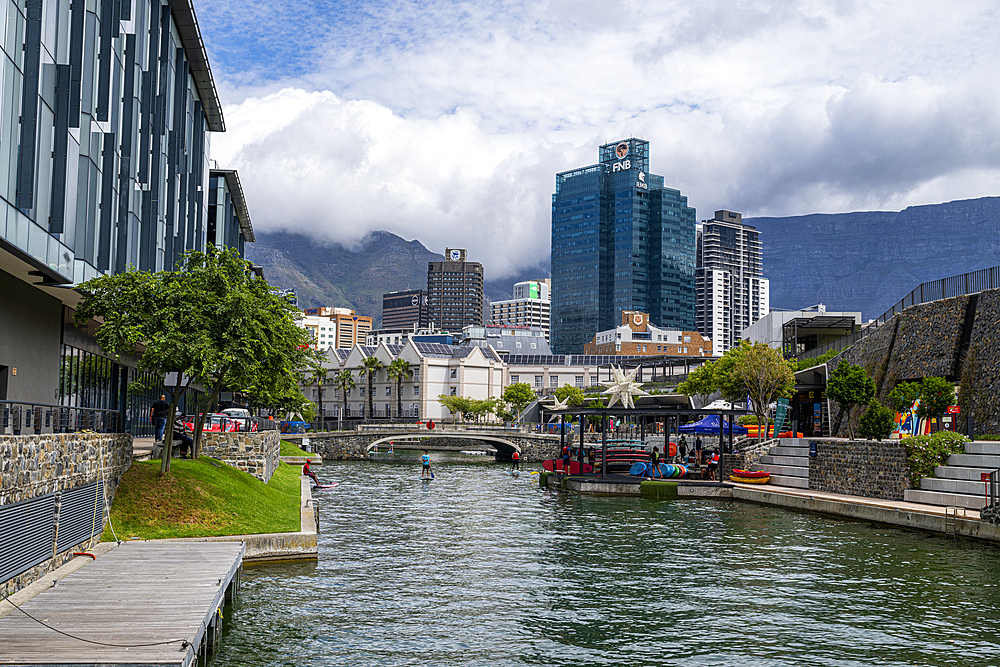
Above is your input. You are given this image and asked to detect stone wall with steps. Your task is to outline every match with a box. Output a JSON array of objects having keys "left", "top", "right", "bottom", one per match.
[{"left": 903, "top": 440, "right": 1000, "bottom": 510}]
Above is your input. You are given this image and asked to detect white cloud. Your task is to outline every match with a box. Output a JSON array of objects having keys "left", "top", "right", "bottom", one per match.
[{"left": 205, "top": 0, "right": 1000, "bottom": 277}]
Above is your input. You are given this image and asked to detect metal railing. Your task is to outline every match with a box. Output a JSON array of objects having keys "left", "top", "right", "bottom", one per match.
[
  {"left": 0, "top": 401, "right": 123, "bottom": 436},
  {"left": 987, "top": 469, "right": 999, "bottom": 508},
  {"left": 800, "top": 265, "right": 1000, "bottom": 360}
]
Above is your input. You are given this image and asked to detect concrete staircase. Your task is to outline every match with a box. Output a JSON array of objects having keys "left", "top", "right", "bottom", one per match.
[
  {"left": 903, "top": 441, "right": 1000, "bottom": 510},
  {"left": 752, "top": 443, "right": 810, "bottom": 489}
]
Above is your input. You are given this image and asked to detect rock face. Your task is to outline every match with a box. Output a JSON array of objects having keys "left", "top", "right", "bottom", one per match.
[
  {"left": 749, "top": 197, "right": 1000, "bottom": 319},
  {"left": 200, "top": 431, "right": 280, "bottom": 483},
  {"left": 809, "top": 439, "right": 910, "bottom": 501}
]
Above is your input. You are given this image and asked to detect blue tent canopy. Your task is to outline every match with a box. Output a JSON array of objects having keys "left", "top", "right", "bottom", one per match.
[{"left": 678, "top": 414, "right": 748, "bottom": 435}]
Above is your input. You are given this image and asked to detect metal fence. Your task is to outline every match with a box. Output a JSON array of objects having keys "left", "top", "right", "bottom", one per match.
[
  {"left": 800, "top": 265, "right": 1000, "bottom": 360},
  {"left": 0, "top": 401, "right": 123, "bottom": 436},
  {"left": 988, "top": 469, "right": 999, "bottom": 508}
]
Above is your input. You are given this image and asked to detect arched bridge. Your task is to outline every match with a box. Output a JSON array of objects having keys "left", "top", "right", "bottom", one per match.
[{"left": 282, "top": 427, "right": 562, "bottom": 462}]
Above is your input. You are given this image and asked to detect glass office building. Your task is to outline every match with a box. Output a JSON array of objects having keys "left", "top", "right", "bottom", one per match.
[
  {"left": 0, "top": 1, "right": 250, "bottom": 415},
  {"left": 550, "top": 138, "right": 696, "bottom": 354}
]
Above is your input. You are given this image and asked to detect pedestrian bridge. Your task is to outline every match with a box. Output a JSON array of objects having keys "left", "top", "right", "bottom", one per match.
[{"left": 284, "top": 425, "right": 562, "bottom": 462}]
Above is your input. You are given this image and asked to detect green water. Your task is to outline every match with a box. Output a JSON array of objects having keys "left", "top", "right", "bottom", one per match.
[{"left": 212, "top": 454, "right": 1000, "bottom": 666}]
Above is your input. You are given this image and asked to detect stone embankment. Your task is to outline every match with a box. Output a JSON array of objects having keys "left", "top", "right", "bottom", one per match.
[{"left": 199, "top": 430, "right": 280, "bottom": 483}]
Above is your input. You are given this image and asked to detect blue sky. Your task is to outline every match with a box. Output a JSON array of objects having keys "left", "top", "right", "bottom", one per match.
[{"left": 197, "top": 0, "right": 1000, "bottom": 277}]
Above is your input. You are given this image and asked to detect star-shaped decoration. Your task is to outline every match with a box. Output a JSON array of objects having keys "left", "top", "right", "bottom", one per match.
[
  {"left": 549, "top": 395, "right": 570, "bottom": 411},
  {"left": 601, "top": 365, "right": 649, "bottom": 409}
]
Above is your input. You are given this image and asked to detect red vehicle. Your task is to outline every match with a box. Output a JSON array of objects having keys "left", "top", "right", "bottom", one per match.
[{"left": 184, "top": 413, "right": 239, "bottom": 433}]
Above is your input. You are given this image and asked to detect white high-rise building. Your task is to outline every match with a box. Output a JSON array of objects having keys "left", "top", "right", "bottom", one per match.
[
  {"left": 490, "top": 279, "right": 551, "bottom": 340},
  {"left": 695, "top": 210, "right": 769, "bottom": 355}
]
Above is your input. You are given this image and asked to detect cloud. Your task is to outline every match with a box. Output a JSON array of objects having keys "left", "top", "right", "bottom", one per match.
[{"left": 202, "top": 0, "right": 1000, "bottom": 277}]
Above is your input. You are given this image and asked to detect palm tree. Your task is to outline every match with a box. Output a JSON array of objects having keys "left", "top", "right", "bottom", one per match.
[
  {"left": 386, "top": 358, "right": 413, "bottom": 419},
  {"left": 310, "top": 365, "right": 329, "bottom": 429},
  {"left": 334, "top": 369, "right": 355, "bottom": 423},
  {"left": 359, "top": 356, "right": 384, "bottom": 420}
]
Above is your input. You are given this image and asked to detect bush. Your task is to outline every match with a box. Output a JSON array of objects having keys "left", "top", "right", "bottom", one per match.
[
  {"left": 738, "top": 415, "right": 761, "bottom": 425},
  {"left": 858, "top": 400, "right": 896, "bottom": 441},
  {"left": 902, "top": 431, "right": 968, "bottom": 488}
]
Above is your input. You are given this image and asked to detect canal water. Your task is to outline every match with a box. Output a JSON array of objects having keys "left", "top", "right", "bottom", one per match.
[{"left": 213, "top": 453, "right": 1000, "bottom": 666}]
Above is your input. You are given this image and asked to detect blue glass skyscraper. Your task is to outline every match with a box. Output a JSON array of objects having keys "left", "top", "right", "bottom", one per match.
[{"left": 550, "top": 139, "right": 696, "bottom": 354}]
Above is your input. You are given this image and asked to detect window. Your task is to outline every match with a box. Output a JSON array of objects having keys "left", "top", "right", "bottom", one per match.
[
  {"left": 412, "top": 368, "right": 420, "bottom": 381},
  {"left": 516, "top": 341, "right": 521, "bottom": 348},
  {"left": 450, "top": 387, "right": 457, "bottom": 396},
  {"left": 413, "top": 386, "right": 419, "bottom": 396},
  {"left": 511, "top": 375, "right": 519, "bottom": 384},
  {"left": 386, "top": 387, "right": 391, "bottom": 396},
  {"left": 575, "top": 375, "right": 584, "bottom": 388},
  {"left": 450, "top": 368, "right": 457, "bottom": 378},
  {"left": 683, "top": 346, "right": 688, "bottom": 353},
  {"left": 360, "top": 387, "right": 365, "bottom": 396},
  {"left": 684, "top": 335, "right": 691, "bottom": 342},
  {"left": 534, "top": 375, "right": 542, "bottom": 387},
  {"left": 550, "top": 376, "right": 559, "bottom": 387}
]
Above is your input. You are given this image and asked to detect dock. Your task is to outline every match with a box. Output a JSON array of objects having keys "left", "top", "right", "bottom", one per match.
[{"left": 0, "top": 541, "right": 244, "bottom": 666}]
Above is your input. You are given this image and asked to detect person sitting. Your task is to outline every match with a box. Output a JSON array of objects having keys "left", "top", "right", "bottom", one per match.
[
  {"left": 302, "top": 459, "right": 320, "bottom": 484},
  {"left": 171, "top": 417, "right": 194, "bottom": 459}
]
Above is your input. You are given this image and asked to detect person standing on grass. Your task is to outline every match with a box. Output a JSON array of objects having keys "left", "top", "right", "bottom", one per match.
[{"left": 151, "top": 395, "right": 169, "bottom": 443}]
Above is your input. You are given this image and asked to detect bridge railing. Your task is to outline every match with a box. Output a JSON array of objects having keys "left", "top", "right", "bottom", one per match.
[{"left": 356, "top": 422, "right": 528, "bottom": 433}]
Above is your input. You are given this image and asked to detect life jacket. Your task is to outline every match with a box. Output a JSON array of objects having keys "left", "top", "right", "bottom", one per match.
[{"left": 512, "top": 451, "right": 519, "bottom": 460}]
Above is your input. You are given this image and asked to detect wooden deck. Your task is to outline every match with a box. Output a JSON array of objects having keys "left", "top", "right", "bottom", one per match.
[{"left": 0, "top": 541, "right": 244, "bottom": 666}]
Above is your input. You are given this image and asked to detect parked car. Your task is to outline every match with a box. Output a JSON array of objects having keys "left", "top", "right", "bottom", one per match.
[
  {"left": 184, "top": 413, "right": 239, "bottom": 433},
  {"left": 221, "top": 408, "right": 257, "bottom": 432}
]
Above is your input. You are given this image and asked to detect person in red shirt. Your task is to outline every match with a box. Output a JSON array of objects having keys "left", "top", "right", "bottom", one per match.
[
  {"left": 511, "top": 450, "right": 520, "bottom": 472},
  {"left": 302, "top": 459, "right": 319, "bottom": 484}
]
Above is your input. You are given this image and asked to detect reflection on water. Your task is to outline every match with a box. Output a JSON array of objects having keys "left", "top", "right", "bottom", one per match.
[{"left": 212, "top": 454, "right": 1000, "bottom": 666}]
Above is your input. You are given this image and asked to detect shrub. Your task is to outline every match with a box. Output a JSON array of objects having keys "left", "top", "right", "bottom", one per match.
[
  {"left": 902, "top": 431, "right": 968, "bottom": 488},
  {"left": 857, "top": 400, "right": 896, "bottom": 441}
]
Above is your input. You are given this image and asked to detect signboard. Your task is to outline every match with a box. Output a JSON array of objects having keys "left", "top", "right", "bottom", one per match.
[
  {"left": 774, "top": 397, "right": 790, "bottom": 437},
  {"left": 529, "top": 282, "right": 539, "bottom": 299},
  {"left": 947, "top": 406, "right": 961, "bottom": 414}
]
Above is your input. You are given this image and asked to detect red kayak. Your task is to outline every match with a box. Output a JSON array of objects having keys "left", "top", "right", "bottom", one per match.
[
  {"left": 543, "top": 459, "right": 595, "bottom": 474},
  {"left": 732, "top": 469, "right": 770, "bottom": 478}
]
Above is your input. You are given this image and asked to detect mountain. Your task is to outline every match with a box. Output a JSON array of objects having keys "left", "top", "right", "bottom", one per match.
[
  {"left": 747, "top": 197, "right": 1000, "bottom": 320},
  {"left": 246, "top": 231, "right": 549, "bottom": 325}
]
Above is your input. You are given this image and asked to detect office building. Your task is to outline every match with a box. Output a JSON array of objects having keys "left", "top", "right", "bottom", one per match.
[
  {"left": 381, "top": 289, "right": 428, "bottom": 329},
  {"left": 550, "top": 138, "right": 696, "bottom": 354},
  {"left": 426, "top": 248, "right": 484, "bottom": 332},
  {"left": 490, "top": 279, "right": 551, "bottom": 340},
  {"left": 695, "top": 210, "right": 769, "bottom": 354},
  {"left": 301, "top": 307, "right": 373, "bottom": 349},
  {"left": 0, "top": 1, "right": 250, "bottom": 412},
  {"left": 460, "top": 324, "right": 552, "bottom": 356},
  {"left": 367, "top": 323, "right": 446, "bottom": 347},
  {"left": 741, "top": 305, "right": 861, "bottom": 357},
  {"left": 583, "top": 311, "right": 713, "bottom": 357}
]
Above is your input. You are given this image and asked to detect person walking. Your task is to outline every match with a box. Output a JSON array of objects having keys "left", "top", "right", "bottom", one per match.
[
  {"left": 150, "top": 395, "right": 169, "bottom": 443},
  {"left": 695, "top": 437, "right": 703, "bottom": 465},
  {"left": 678, "top": 435, "right": 688, "bottom": 462},
  {"left": 647, "top": 446, "right": 660, "bottom": 478}
]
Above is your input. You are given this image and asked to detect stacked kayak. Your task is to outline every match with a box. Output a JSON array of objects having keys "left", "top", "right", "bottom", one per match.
[
  {"left": 629, "top": 462, "right": 688, "bottom": 478},
  {"left": 729, "top": 469, "right": 771, "bottom": 484}
]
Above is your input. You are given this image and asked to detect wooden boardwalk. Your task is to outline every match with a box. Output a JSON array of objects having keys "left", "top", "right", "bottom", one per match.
[{"left": 0, "top": 541, "right": 244, "bottom": 666}]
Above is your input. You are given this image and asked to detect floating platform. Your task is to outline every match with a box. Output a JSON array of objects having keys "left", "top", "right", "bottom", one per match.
[
  {"left": 541, "top": 471, "right": 733, "bottom": 497},
  {"left": 0, "top": 541, "right": 244, "bottom": 666}
]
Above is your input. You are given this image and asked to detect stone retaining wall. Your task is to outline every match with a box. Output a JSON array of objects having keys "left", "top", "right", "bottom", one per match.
[
  {"left": 808, "top": 438, "right": 910, "bottom": 501},
  {"left": 200, "top": 431, "right": 280, "bottom": 483},
  {"left": 0, "top": 433, "right": 132, "bottom": 597}
]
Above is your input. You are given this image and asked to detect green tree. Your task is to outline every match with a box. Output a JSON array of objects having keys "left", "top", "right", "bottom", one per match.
[
  {"left": 386, "top": 358, "right": 414, "bottom": 419},
  {"left": 467, "top": 397, "right": 499, "bottom": 423},
  {"left": 553, "top": 384, "right": 585, "bottom": 407},
  {"left": 358, "top": 356, "right": 384, "bottom": 419},
  {"left": 502, "top": 382, "right": 535, "bottom": 422},
  {"left": 713, "top": 341, "right": 796, "bottom": 443},
  {"left": 438, "top": 394, "right": 473, "bottom": 422},
  {"left": 309, "top": 364, "right": 329, "bottom": 429},
  {"left": 916, "top": 376, "right": 955, "bottom": 423},
  {"left": 858, "top": 399, "right": 897, "bottom": 441},
  {"left": 827, "top": 362, "right": 876, "bottom": 440},
  {"left": 677, "top": 361, "right": 718, "bottom": 408},
  {"left": 888, "top": 381, "right": 922, "bottom": 436},
  {"left": 334, "top": 369, "right": 355, "bottom": 422}
]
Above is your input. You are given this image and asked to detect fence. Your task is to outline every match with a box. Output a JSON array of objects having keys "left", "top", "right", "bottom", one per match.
[
  {"left": 0, "top": 401, "right": 123, "bottom": 436},
  {"left": 800, "top": 265, "right": 1000, "bottom": 360},
  {"left": 988, "top": 470, "right": 999, "bottom": 508}
]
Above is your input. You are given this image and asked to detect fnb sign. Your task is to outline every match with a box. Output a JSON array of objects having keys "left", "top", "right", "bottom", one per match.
[{"left": 611, "top": 159, "right": 631, "bottom": 172}]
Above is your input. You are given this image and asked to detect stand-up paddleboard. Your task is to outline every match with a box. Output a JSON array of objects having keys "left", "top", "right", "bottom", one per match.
[{"left": 312, "top": 483, "right": 339, "bottom": 489}]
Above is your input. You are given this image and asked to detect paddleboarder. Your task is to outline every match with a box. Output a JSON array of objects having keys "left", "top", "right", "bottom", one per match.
[
  {"left": 302, "top": 459, "right": 320, "bottom": 485},
  {"left": 511, "top": 450, "right": 520, "bottom": 472},
  {"left": 421, "top": 450, "right": 433, "bottom": 479}
]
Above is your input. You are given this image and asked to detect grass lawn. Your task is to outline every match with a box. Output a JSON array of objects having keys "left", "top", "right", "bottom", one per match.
[
  {"left": 103, "top": 458, "right": 301, "bottom": 540},
  {"left": 280, "top": 440, "right": 313, "bottom": 457}
]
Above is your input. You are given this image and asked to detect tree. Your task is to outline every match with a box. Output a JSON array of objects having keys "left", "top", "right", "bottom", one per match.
[
  {"left": 386, "top": 358, "right": 414, "bottom": 419},
  {"left": 334, "top": 369, "right": 355, "bottom": 421},
  {"left": 827, "top": 362, "right": 876, "bottom": 440},
  {"left": 502, "top": 383, "right": 535, "bottom": 422},
  {"left": 888, "top": 381, "right": 922, "bottom": 436},
  {"left": 358, "top": 356, "right": 384, "bottom": 419},
  {"left": 467, "top": 397, "right": 499, "bottom": 423},
  {"left": 309, "top": 365, "right": 329, "bottom": 428},
  {"left": 713, "top": 341, "right": 796, "bottom": 443},
  {"left": 438, "top": 394, "right": 473, "bottom": 422},
  {"left": 553, "top": 384, "right": 585, "bottom": 407},
  {"left": 76, "top": 246, "right": 317, "bottom": 472},
  {"left": 677, "top": 361, "right": 717, "bottom": 408},
  {"left": 858, "top": 400, "right": 897, "bottom": 441},
  {"left": 916, "top": 376, "right": 955, "bottom": 423}
]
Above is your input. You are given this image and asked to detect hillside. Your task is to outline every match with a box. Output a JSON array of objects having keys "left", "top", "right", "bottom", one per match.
[
  {"left": 748, "top": 197, "right": 1000, "bottom": 320},
  {"left": 246, "top": 231, "right": 548, "bottom": 324}
]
